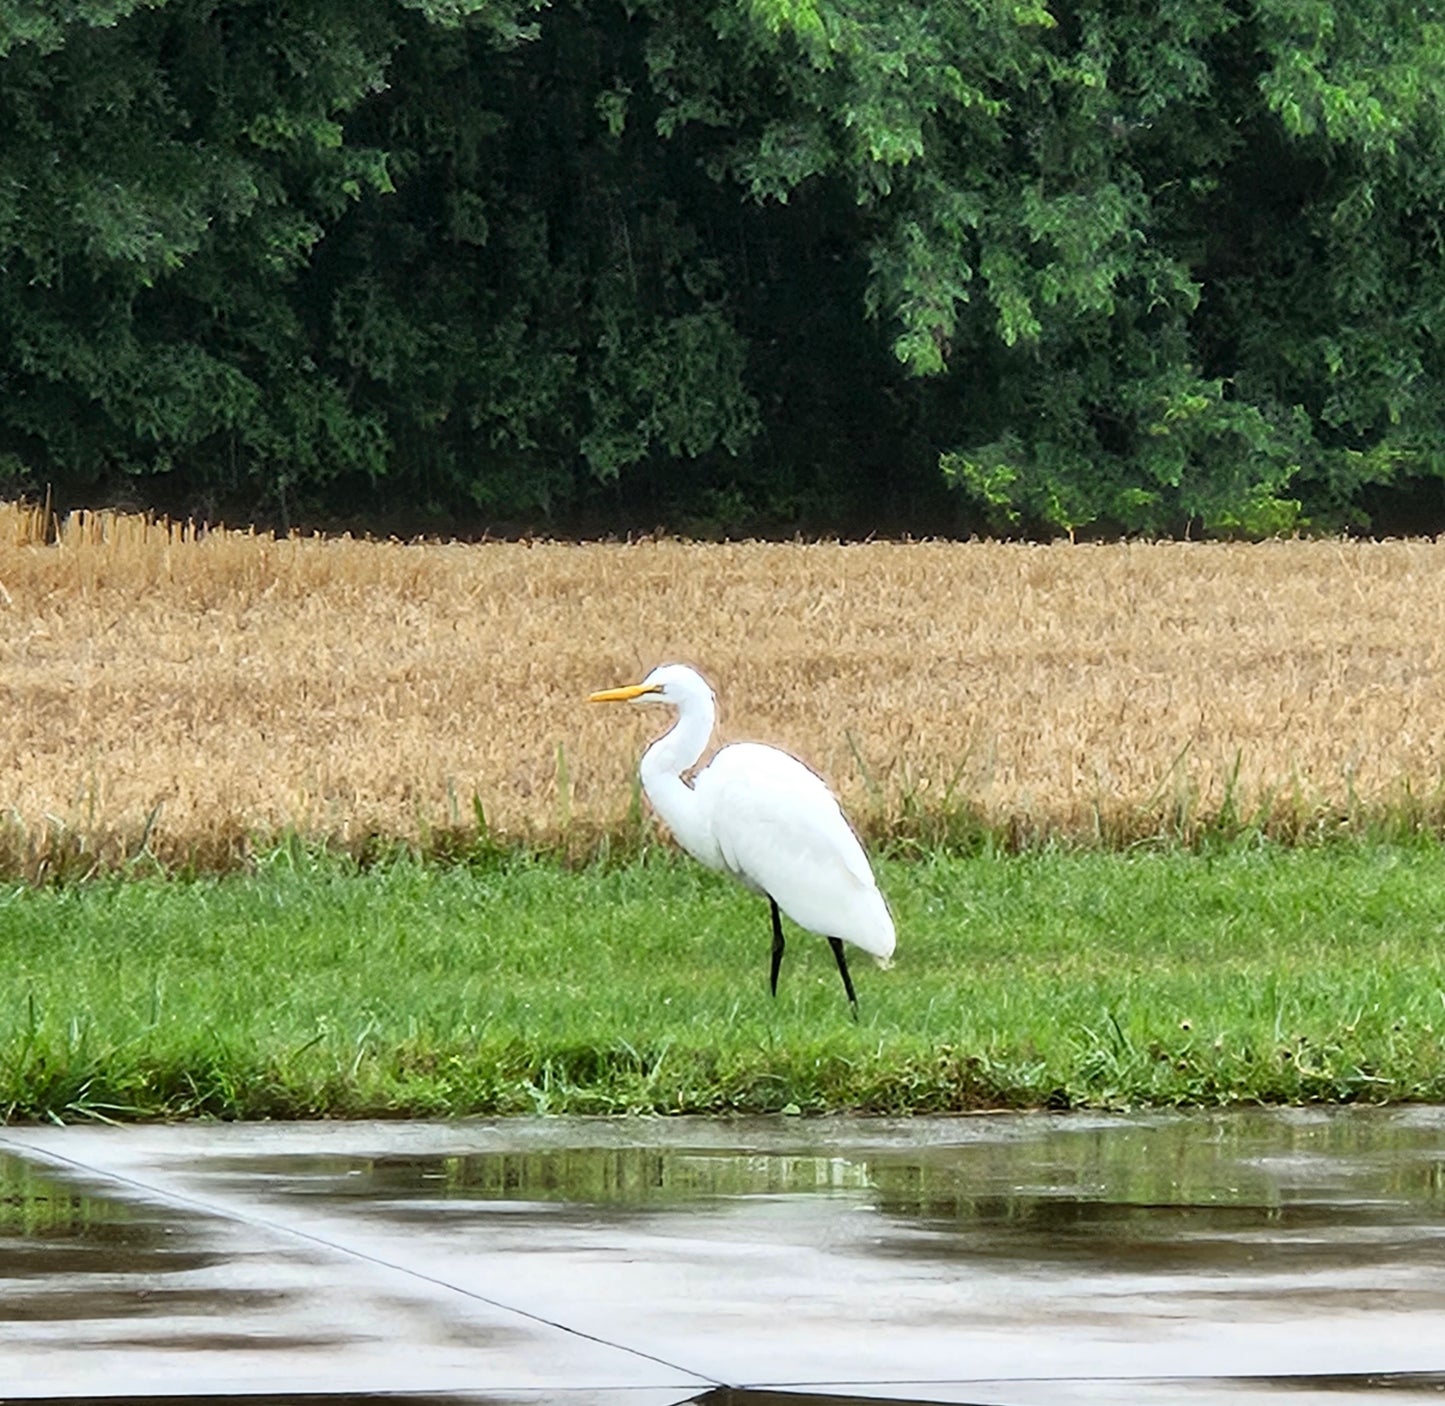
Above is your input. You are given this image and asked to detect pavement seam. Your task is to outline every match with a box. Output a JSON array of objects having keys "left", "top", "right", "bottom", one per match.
[{"left": 0, "top": 1132, "right": 721, "bottom": 1392}]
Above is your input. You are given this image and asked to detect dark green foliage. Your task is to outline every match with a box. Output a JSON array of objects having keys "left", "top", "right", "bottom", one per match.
[
  {"left": 0, "top": 0, "right": 402, "bottom": 513},
  {"left": 2, "top": 1, "right": 1445, "bottom": 534}
]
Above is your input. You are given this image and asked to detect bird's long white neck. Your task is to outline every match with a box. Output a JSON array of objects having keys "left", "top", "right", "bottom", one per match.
[{"left": 640, "top": 690, "right": 723, "bottom": 869}]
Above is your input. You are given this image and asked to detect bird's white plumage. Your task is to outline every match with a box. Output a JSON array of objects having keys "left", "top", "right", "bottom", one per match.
[
  {"left": 697, "top": 743, "right": 894, "bottom": 959},
  {"left": 589, "top": 663, "right": 895, "bottom": 970}
]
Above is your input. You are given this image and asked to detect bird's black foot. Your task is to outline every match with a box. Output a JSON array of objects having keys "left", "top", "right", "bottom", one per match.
[
  {"left": 828, "top": 936, "right": 859, "bottom": 1020},
  {"left": 769, "top": 898, "right": 785, "bottom": 997}
]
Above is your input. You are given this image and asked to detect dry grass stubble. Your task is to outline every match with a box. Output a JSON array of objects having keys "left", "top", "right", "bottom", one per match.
[{"left": 3, "top": 501, "right": 1445, "bottom": 875}]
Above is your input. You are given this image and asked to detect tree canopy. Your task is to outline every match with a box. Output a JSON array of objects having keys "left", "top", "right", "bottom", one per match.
[{"left": 2, "top": 0, "right": 1444, "bottom": 536}]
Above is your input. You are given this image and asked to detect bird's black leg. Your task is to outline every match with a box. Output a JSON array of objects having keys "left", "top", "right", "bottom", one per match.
[
  {"left": 769, "top": 898, "right": 786, "bottom": 997},
  {"left": 828, "top": 936, "right": 859, "bottom": 1020}
]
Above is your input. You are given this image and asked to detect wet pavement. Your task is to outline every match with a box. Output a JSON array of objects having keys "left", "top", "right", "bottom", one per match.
[{"left": 2, "top": 1109, "right": 1445, "bottom": 1404}]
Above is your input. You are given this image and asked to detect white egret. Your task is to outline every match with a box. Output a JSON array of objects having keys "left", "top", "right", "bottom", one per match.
[{"left": 589, "top": 664, "right": 895, "bottom": 1014}]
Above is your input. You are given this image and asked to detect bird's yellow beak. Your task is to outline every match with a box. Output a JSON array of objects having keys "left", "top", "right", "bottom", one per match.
[{"left": 588, "top": 682, "right": 663, "bottom": 703}]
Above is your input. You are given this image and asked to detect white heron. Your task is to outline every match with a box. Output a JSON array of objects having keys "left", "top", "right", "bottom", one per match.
[{"left": 588, "top": 664, "right": 895, "bottom": 1014}]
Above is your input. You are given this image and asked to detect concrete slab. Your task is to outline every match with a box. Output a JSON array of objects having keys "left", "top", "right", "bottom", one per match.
[{"left": 2, "top": 1108, "right": 1445, "bottom": 1403}]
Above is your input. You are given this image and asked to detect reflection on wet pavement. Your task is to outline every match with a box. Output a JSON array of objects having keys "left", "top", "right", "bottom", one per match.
[
  {"left": 1, "top": 1150, "right": 215, "bottom": 1285},
  {"left": 0, "top": 1151, "right": 331, "bottom": 1353},
  {"left": 0, "top": 1140, "right": 705, "bottom": 1401},
  {"left": 3, "top": 1109, "right": 1445, "bottom": 1402}
]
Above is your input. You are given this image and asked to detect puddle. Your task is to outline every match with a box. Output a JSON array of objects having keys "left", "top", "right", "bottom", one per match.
[
  {"left": 0, "top": 1148, "right": 518, "bottom": 1396},
  {"left": 0, "top": 1149, "right": 226, "bottom": 1313},
  {"left": 4, "top": 1109, "right": 1445, "bottom": 1401},
  {"left": 189, "top": 1108, "right": 1445, "bottom": 1281},
  {"left": 0, "top": 1145, "right": 371, "bottom": 1365},
  {"left": 198, "top": 1143, "right": 879, "bottom": 1206}
]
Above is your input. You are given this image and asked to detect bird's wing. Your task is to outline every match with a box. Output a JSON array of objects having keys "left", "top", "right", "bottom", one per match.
[{"left": 696, "top": 743, "right": 895, "bottom": 959}]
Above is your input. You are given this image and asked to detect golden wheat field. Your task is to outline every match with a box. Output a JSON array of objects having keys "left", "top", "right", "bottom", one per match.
[{"left": 2, "top": 499, "right": 1445, "bottom": 875}]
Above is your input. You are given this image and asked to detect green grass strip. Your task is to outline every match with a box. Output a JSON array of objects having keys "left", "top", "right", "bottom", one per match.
[{"left": 3, "top": 841, "right": 1444, "bottom": 1122}]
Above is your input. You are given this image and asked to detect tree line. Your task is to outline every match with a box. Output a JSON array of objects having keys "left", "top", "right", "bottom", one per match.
[{"left": 3, "top": 1, "right": 1444, "bottom": 538}]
